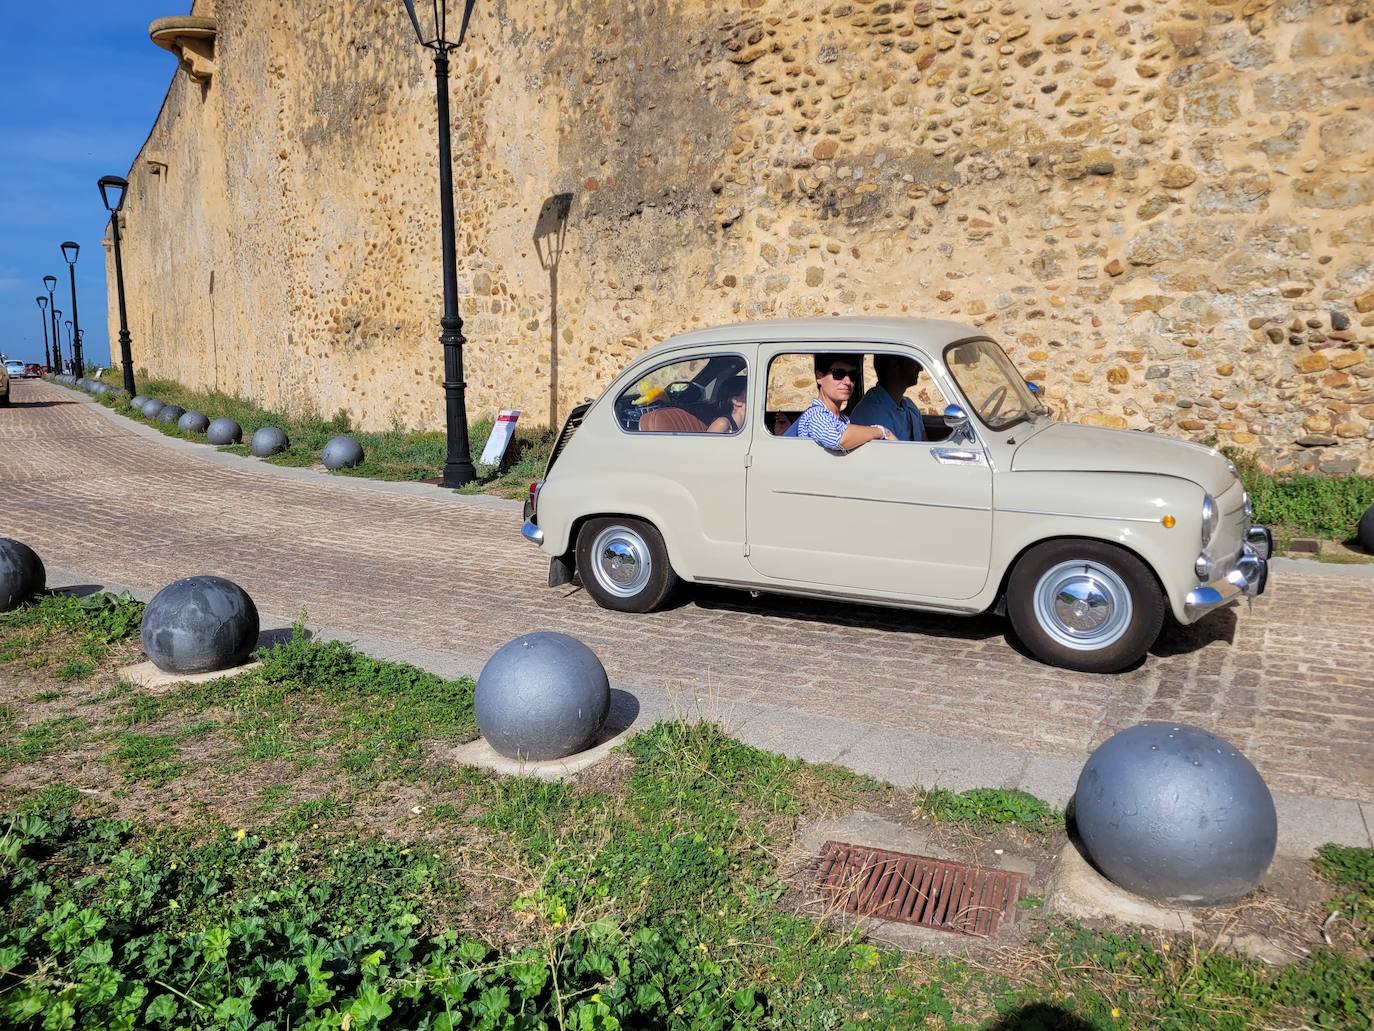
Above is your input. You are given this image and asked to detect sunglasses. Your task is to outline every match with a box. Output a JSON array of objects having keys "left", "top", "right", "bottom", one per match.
[{"left": 825, "top": 366, "right": 858, "bottom": 381}]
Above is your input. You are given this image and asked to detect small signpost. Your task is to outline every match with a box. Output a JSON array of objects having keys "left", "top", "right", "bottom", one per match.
[{"left": 480, "top": 409, "right": 521, "bottom": 467}]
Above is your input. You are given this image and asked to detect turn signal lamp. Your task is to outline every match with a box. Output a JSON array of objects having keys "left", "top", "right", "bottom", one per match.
[{"left": 1161, "top": 515, "right": 1176, "bottom": 528}]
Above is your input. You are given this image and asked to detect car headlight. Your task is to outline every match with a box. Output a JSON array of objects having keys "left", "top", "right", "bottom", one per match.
[{"left": 1201, "top": 494, "right": 1217, "bottom": 548}]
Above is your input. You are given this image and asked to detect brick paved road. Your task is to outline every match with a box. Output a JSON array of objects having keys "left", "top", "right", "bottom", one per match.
[{"left": 4, "top": 378, "right": 1372, "bottom": 804}]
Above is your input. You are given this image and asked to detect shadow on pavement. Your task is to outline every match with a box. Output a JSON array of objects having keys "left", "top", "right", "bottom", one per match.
[
  {"left": 256, "top": 626, "right": 310, "bottom": 650},
  {"left": 48, "top": 584, "right": 105, "bottom": 598},
  {"left": 684, "top": 584, "right": 1006, "bottom": 643},
  {"left": 1150, "top": 606, "right": 1238, "bottom": 656},
  {"left": 686, "top": 583, "right": 1236, "bottom": 667},
  {"left": 604, "top": 688, "right": 640, "bottom": 735}
]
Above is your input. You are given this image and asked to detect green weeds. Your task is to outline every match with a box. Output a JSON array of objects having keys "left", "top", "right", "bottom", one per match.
[
  {"left": 1227, "top": 449, "right": 1374, "bottom": 542},
  {"left": 917, "top": 787, "right": 1063, "bottom": 833},
  {"left": 164, "top": 623, "right": 477, "bottom": 782},
  {"left": 1315, "top": 844, "right": 1374, "bottom": 947},
  {"left": 0, "top": 592, "right": 143, "bottom": 682}
]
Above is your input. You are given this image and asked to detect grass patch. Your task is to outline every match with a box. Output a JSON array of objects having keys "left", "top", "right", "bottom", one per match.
[
  {"left": 0, "top": 715, "right": 88, "bottom": 770},
  {"left": 111, "top": 733, "right": 185, "bottom": 786},
  {"left": 0, "top": 592, "right": 143, "bottom": 683},
  {"left": 1315, "top": 844, "right": 1374, "bottom": 947},
  {"left": 163, "top": 622, "right": 477, "bottom": 782},
  {"left": 98, "top": 375, "right": 555, "bottom": 498},
  {"left": 1227, "top": 449, "right": 1374, "bottom": 542},
  {"left": 917, "top": 787, "right": 1063, "bottom": 833}
]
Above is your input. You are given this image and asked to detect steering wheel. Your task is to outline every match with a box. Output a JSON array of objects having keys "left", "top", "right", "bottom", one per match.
[
  {"left": 979, "top": 385, "right": 1008, "bottom": 422},
  {"left": 665, "top": 381, "right": 703, "bottom": 404}
]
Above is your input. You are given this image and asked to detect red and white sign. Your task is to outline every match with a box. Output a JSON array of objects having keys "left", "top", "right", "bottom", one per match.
[{"left": 480, "top": 409, "right": 521, "bottom": 467}]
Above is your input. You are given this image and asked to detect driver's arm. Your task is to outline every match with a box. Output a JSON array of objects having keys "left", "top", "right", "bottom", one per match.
[{"left": 839, "top": 423, "right": 893, "bottom": 449}]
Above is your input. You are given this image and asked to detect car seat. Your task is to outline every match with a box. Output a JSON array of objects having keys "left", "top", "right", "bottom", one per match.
[{"left": 638, "top": 407, "right": 707, "bottom": 433}]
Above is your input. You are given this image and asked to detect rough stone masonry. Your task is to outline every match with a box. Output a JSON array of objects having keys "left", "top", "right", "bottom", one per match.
[{"left": 108, "top": 0, "right": 1374, "bottom": 474}]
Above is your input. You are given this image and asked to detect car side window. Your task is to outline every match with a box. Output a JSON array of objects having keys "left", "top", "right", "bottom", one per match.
[{"left": 614, "top": 354, "right": 749, "bottom": 435}]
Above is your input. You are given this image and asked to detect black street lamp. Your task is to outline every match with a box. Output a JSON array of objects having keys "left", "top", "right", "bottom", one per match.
[
  {"left": 65, "top": 320, "right": 74, "bottom": 372},
  {"left": 61, "top": 241, "right": 84, "bottom": 378},
  {"left": 53, "top": 310, "right": 63, "bottom": 373},
  {"left": 35, "top": 296, "right": 51, "bottom": 371},
  {"left": 402, "top": 0, "right": 479, "bottom": 487},
  {"left": 43, "top": 275, "right": 61, "bottom": 376},
  {"left": 98, "top": 175, "right": 136, "bottom": 395}
]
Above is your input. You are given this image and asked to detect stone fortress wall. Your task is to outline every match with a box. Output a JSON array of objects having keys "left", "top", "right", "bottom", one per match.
[{"left": 108, "top": 0, "right": 1374, "bottom": 473}]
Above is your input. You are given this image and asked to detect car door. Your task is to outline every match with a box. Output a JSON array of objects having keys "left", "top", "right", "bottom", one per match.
[{"left": 744, "top": 343, "right": 993, "bottom": 602}]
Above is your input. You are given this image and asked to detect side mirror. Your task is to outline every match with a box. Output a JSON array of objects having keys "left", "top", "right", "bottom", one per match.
[
  {"left": 1025, "top": 380, "right": 1041, "bottom": 395},
  {"left": 943, "top": 403, "right": 969, "bottom": 428}
]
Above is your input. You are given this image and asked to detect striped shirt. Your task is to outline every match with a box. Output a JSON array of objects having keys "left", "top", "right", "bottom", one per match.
[{"left": 795, "top": 398, "right": 849, "bottom": 450}]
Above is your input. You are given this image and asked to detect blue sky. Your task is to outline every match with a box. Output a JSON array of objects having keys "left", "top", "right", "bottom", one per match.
[{"left": 0, "top": 2, "right": 179, "bottom": 367}]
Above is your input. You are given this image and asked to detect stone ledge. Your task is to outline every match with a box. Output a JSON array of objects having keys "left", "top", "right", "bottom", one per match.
[{"left": 149, "top": 16, "right": 217, "bottom": 83}]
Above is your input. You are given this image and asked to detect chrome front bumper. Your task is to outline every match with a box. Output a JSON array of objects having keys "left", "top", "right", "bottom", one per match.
[{"left": 1184, "top": 526, "right": 1271, "bottom": 621}]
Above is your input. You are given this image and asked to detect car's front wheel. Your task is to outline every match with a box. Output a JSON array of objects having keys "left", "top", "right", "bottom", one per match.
[
  {"left": 576, "top": 516, "right": 678, "bottom": 613},
  {"left": 1006, "top": 539, "right": 1164, "bottom": 673}
]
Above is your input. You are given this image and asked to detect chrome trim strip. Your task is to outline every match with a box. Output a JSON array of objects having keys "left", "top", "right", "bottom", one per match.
[
  {"left": 696, "top": 576, "right": 984, "bottom": 615},
  {"left": 773, "top": 490, "right": 990, "bottom": 513},
  {"left": 998, "top": 507, "right": 1163, "bottom": 525},
  {"left": 521, "top": 519, "right": 545, "bottom": 546}
]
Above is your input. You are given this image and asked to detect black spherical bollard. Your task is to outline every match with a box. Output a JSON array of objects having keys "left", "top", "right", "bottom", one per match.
[
  {"left": 206, "top": 418, "right": 243, "bottom": 445},
  {"left": 130, "top": 394, "right": 149, "bottom": 409},
  {"left": 178, "top": 411, "right": 211, "bottom": 435},
  {"left": 0, "top": 539, "right": 45, "bottom": 612},
  {"left": 1359, "top": 504, "right": 1374, "bottom": 554},
  {"left": 475, "top": 632, "right": 610, "bottom": 761},
  {"left": 141, "top": 398, "right": 166, "bottom": 419},
  {"left": 322, "top": 435, "right": 365, "bottom": 470},
  {"left": 140, "top": 575, "right": 259, "bottom": 674},
  {"left": 157, "top": 404, "right": 187, "bottom": 425},
  {"left": 250, "top": 426, "right": 289, "bottom": 457},
  {"left": 1073, "top": 723, "right": 1276, "bottom": 905}
]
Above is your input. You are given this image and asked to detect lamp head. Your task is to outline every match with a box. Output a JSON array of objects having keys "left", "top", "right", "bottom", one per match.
[
  {"left": 61, "top": 241, "right": 80, "bottom": 265},
  {"left": 98, "top": 175, "right": 129, "bottom": 213},
  {"left": 36, "top": 295, "right": 47, "bottom": 311},
  {"left": 43, "top": 275, "right": 57, "bottom": 293},
  {"left": 402, "top": 0, "right": 476, "bottom": 51}
]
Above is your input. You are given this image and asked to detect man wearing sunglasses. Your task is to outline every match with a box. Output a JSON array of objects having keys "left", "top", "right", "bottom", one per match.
[{"left": 794, "top": 354, "right": 896, "bottom": 450}]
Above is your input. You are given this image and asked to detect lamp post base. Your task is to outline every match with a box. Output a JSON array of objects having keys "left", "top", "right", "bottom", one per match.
[{"left": 441, "top": 462, "right": 478, "bottom": 489}]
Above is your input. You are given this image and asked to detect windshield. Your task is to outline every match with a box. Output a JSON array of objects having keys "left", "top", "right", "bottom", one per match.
[{"left": 943, "top": 338, "right": 1045, "bottom": 431}]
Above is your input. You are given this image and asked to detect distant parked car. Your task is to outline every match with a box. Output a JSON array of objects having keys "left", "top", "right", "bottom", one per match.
[
  {"left": 23, "top": 363, "right": 43, "bottom": 378},
  {"left": 3, "top": 360, "right": 24, "bottom": 379},
  {"left": 521, "top": 317, "right": 1272, "bottom": 673}
]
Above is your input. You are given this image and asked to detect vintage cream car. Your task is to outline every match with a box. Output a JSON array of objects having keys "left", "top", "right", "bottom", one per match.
[{"left": 521, "top": 318, "right": 1271, "bottom": 673}]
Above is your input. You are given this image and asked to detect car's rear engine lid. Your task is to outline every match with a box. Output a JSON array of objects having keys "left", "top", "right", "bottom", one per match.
[{"left": 1011, "top": 422, "right": 1234, "bottom": 496}]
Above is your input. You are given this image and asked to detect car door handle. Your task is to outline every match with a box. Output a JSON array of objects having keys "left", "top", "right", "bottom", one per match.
[{"left": 930, "top": 447, "right": 986, "bottom": 465}]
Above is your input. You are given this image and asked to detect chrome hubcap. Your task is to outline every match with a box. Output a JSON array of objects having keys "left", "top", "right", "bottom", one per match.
[
  {"left": 1032, "top": 560, "right": 1133, "bottom": 651},
  {"left": 591, "top": 526, "right": 652, "bottom": 598}
]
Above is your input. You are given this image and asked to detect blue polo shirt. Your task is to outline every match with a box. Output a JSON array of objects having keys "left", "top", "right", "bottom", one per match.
[{"left": 848, "top": 386, "right": 925, "bottom": 441}]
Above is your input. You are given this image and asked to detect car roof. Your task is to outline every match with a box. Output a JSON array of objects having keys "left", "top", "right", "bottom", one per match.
[{"left": 641, "top": 316, "right": 983, "bottom": 359}]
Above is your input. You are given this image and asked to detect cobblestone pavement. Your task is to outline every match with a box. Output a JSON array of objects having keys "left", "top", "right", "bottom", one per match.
[{"left": 4, "top": 378, "right": 1372, "bottom": 804}]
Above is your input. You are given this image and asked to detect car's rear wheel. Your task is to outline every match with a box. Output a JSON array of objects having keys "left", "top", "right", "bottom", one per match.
[
  {"left": 576, "top": 516, "right": 678, "bottom": 613},
  {"left": 0, "top": 389, "right": 10, "bottom": 408},
  {"left": 1006, "top": 539, "right": 1164, "bottom": 673}
]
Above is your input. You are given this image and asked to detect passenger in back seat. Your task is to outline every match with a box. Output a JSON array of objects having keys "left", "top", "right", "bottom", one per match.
[{"left": 707, "top": 374, "right": 748, "bottom": 434}]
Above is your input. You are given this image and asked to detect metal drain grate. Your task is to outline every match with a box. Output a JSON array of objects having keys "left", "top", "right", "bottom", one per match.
[{"left": 813, "top": 840, "right": 1027, "bottom": 937}]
